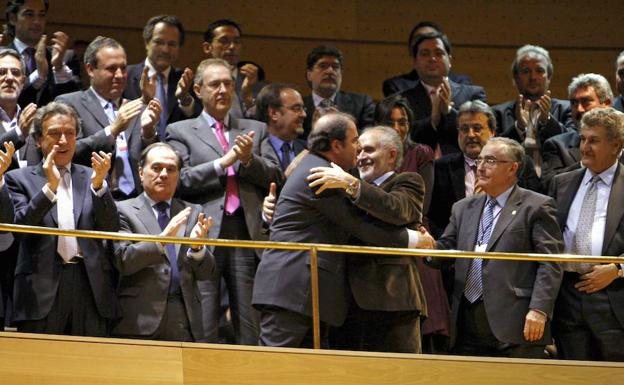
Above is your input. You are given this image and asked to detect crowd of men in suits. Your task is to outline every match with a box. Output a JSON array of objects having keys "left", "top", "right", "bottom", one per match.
[{"left": 0, "top": 1, "right": 623, "bottom": 362}]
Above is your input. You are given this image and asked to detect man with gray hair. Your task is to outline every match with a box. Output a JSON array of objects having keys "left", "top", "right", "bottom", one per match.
[
  {"left": 431, "top": 136, "right": 563, "bottom": 358},
  {"left": 253, "top": 113, "right": 433, "bottom": 348},
  {"left": 614, "top": 50, "right": 624, "bottom": 112},
  {"left": 542, "top": 73, "right": 616, "bottom": 186},
  {"left": 549, "top": 107, "right": 624, "bottom": 361},
  {"left": 493, "top": 45, "right": 574, "bottom": 177}
]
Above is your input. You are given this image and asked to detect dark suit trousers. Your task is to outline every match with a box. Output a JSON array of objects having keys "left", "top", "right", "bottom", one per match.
[
  {"left": 18, "top": 259, "right": 108, "bottom": 337},
  {"left": 454, "top": 297, "right": 544, "bottom": 358},
  {"left": 120, "top": 293, "right": 193, "bottom": 342},
  {"left": 201, "top": 210, "right": 259, "bottom": 345},
  {"left": 259, "top": 305, "right": 330, "bottom": 348},
  {"left": 554, "top": 272, "right": 624, "bottom": 361}
]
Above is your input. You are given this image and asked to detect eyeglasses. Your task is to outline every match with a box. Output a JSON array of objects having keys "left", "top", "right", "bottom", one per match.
[
  {"left": 0, "top": 67, "right": 23, "bottom": 78},
  {"left": 475, "top": 157, "right": 514, "bottom": 167},
  {"left": 314, "top": 62, "right": 341, "bottom": 72},
  {"left": 459, "top": 124, "right": 486, "bottom": 134},
  {"left": 282, "top": 104, "right": 307, "bottom": 113}
]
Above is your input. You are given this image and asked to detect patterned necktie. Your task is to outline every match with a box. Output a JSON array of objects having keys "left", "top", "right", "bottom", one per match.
[
  {"left": 154, "top": 201, "right": 180, "bottom": 293},
  {"left": 57, "top": 168, "right": 79, "bottom": 262},
  {"left": 24, "top": 47, "right": 36, "bottom": 75},
  {"left": 464, "top": 198, "right": 498, "bottom": 303},
  {"left": 213, "top": 120, "right": 240, "bottom": 214},
  {"left": 319, "top": 98, "right": 335, "bottom": 109},
  {"left": 155, "top": 72, "right": 168, "bottom": 139},
  {"left": 106, "top": 102, "right": 135, "bottom": 195},
  {"left": 567, "top": 176, "right": 600, "bottom": 273},
  {"left": 280, "top": 142, "right": 292, "bottom": 171}
]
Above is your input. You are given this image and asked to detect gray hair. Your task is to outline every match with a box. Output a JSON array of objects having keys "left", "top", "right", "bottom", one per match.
[
  {"left": 568, "top": 73, "right": 613, "bottom": 103},
  {"left": 0, "top": 47, "right": 25, "bottom": 75},
  {"left": 487, "top": 137, "right": 525, "bottom": 176},
  {"left": 457, "top": 100, "right": 497, "bottom": 133},
  {"left": 31, "top": 101, "right": 82, "bottom": 139},
  {"left": 511, "top": 44, "right": 553, "bottom": 78},
  {"left": 361, "top": 126, "right": 404, "bottom": 169},
  {"left": 580, "top": 107, "right": 624, "bottom": 148},
  {"left": 193, "top": 58, "right": 233, "bottom": 86}
]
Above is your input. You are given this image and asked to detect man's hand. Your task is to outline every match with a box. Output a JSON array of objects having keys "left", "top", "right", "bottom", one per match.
[
  {"left": 232, "top": 131, "right": 255, "bottom": 164},
  {"left": 140, "top": 99, "right": 162, "bottom": 138},
  {"left": 35, "top": 34, "right": 49, "bottom": 80},
  {"left": 535, "top": 90, "right": 552, "bottom": 125},
  {"left": 18, "top": 103, "right": 37, "bottom": 137},
  {"left": 90, "top": 151, "right": 112, "bottom": 190},
  {"left": 42, "top": 145, "right": 61, "bottom": 192},
  {"left": 307, "top": 162, "right": 357, "bottom": 195},
  {"left": 175, "top": 67, "right": 194, "bottom": 101},
  {"left": 523, "top": 309, "right": 546, "bottom": 342},
  {"left": 110, "top": 99, "right": 144, "bottom": 137},
  {"left": 438, "top": 77, "right": 452, "bottom": 116},
  {"left": 50, "top": 31, "right": 69, "bottom": 71},
  {"left": 239, "top": 63, "right": 259, "bottom": 108},
  {"left": 515, "top": 94, "right": 531, "bottom": 131},
  {"left": 0, "top": 141, "right": 15, "bottom": 177},
  {"left": 262, "top": 182, "right": 277, "bottom": 224},
  {"left": 161, "top": 207, "right": 191, "bottom": 238},
  {"left": 575, "top": 264, "right": 619, "bottom": 293},
  {"left": 415, "top": 226, "right": 436, "bottom": 249},
  {"left": 218, "top": 148, "right": 238, "bottom": 169},
  {"left": 189, "top": 212, "right": 213, "bottom": 250},
  {"left": 139, "top": 66, "right": 156, "bottom": 103}
]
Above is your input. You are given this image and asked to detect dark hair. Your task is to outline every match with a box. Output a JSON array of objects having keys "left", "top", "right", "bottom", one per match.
[
  {"left": 84, "top": 36, "right": 124, "bottom": 67},
  {"left": 139, "top": 142, "right": 182, "bottom": 170},
  {"left": 411, "top": 32, "right": 452, "bottom": 57},
  {"left": 308, "top": 112, "right": 355, "bottom": 153},
  {"left": 255, "top": 83, "right": 300, "bottom": 123},
  {"left": 31, "top": 101, "right": 82, "bottom": 139},
  {"left": 0, "top": 47, "right": 25, "bottom": 74},
  {"left": 457, "top": 100, "right": 497, "bottom": 133},
  {"left": 5, "top": 0, "right": 49, "bottom": 39},
  {"left": 407, "top": 21, "right": 443, "bottom": 54},
  {"left": 143, "top": 15, "right": 185, "bottom": 46},
  {"left": 203, "top": 19, "right": 241, "bottom": 43},
  {"left": 306, "top": 45, "right": 343, "bottom": 71},
  {"left": 238, "top": 60, "right": 265, "bottom": 82},
  {"left": 374, "top": 95, "right": 415, "bottom": 128}
]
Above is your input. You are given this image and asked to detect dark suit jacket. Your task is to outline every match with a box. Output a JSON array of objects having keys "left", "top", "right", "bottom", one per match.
[
  {"left": 348, "top": 172, "right": 427, "bottom": 314},
  {"left": 549, "top": 165, "right": 624, "bottom": 327},
  {"left": 614, "top": 95, "right": 624, "bottom": 113},
  {"left": 541, "top": 131, "right": 581, "bottom": 188},
  {"left": 0, "top": 127, "right": 41, "bottom": 170},
  {"left": 5, "top": 163, "right": 120, "bottom": 322},
  {"left": 0, "top": 185, "right": 15, "bottom": 318},
  {"left": 166, "top": 115, "right": 274, "bottom": 254},
  {"left": 56, "top": 89, "right": 153, "bottom": 195},
  {"left": 435, "top": 186, "right": 563, "bottom": 346},
  {"left": 8, "top": 42, "right": 79, "bottom": 108},
  {"left": 428, "top": 152, "right": 542, "bottom": 238},
  {"left": 252, "top": 152, "right": 410, "bottom": 326},
  {"left": 302, "top": 91, "right": 375, "bottom": 139},
  {"left": 382, "top": 69, "right": 472, "bottom": 97},
  {"left": 492, "top": 98, "right": 574, "bottom": 148},
  {"left": 399, "top": 80, "right": 487, "bottom": 155},
  {"left": 251, "top": 130, "right": 307, "bottom": 189},
  {"left": 112, "top": 195, "right": 215, "bottom": 341}
]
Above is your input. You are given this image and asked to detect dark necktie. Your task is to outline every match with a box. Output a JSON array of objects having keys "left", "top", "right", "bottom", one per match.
[
  {"left": 155, "top": 72, "right": 168, "bottom": 139},
  {"left": 24, "top": 47, "right": 36, "bottom": 75},
  {"left": 464, "top": 198, "right": 498, "bottom": 303},
  {"left": 154, "top": 201, "right": 180, "bottom": 294},
  {"left": 280, "top": 142, "right": 292, "bottom": 171}
]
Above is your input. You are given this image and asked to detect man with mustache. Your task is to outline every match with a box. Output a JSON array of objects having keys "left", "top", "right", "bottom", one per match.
[{"left": 301, "top": 45, "right": 375, "bottom": 139}]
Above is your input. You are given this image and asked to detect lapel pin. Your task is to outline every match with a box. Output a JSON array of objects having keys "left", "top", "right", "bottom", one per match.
[{"left": 512, "top": 210, "right": 517, "bottom": 216}]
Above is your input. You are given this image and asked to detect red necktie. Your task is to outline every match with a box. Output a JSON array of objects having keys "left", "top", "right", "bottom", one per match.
[{"left": 214, "top": 121, "right": 240, "bottom": 214}]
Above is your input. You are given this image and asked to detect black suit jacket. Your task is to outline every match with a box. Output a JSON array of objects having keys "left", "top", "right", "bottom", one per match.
[
  {"left": 302, "top": 91, "right": 375, "bottom": 139},
  {"left": 427, "top": 152, "right": 542, "bottom": 238},
  {"left": 5, "top": 163, "right": 120, "bottom": 322},
  {"left": 0, "top": 185, "right": 15, "bottom": 319},
  {"left": 252, "top": 152, "right": 410, "bottom": 326},
  {"left": 549, "top": 165, "right": 624, "bottom": 327},
  {"left": 399, "top": 80, "right": 487, "bottom": 155},
  {"left": 382, "top": 69, "right": 472, "bottom": 97},
  {"left": 614, "top": 95, "right": 624, "bottom": 113},
  {"left": 0, "top": 127, "right": 41, "bottom": 171}
]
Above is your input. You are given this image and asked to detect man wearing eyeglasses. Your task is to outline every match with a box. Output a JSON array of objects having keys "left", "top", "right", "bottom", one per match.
[
  {"left": 301, "top": 45, "right": 375, "bottom": 139},
  {"left": 430, "top": 137, "right": 563, "bottom": 358},
  {"left": 614, "top": 51, "right": 624, "bottom": 113}
]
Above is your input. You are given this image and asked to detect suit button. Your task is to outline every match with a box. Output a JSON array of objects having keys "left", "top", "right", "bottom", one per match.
[{"left": 164, "top": 268, "right": 169, "bottom": 275}]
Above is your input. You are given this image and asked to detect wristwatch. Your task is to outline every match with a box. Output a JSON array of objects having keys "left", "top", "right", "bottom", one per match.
[
  {"left": 345, "top": 179, "right": 359, "bottom": 198},
  {"left": 616, "top": 263, "right": 624, "bottom": 278}
]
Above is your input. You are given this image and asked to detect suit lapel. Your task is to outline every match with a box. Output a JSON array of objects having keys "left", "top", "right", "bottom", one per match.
[
  {"left": 334, "top": 92, "right": 352, "bottom": 113},
  {"left": 70, "top": 165, "right": 87, "bottom": 227},
  {"left": 450, "top": 154, "right": 467, "bottom": 200},
  {"left": 135, "top": 194, "right": 163, "bottom": 236},
  {"left": 33, "top": 165, "right": 58, "bottom": 225},
  {"left": 556, "top": 169, "right": 585, "bottom": 228},
  {"left": 464, "top": 196, "right": 485, "bottom": 250},
  {"left": 486, "top": 186, "right": 520, "bottom": 252},
  {"left": 192, "top": 116, "right": 223, "bottom": 155},
  {"left": 166, "top": 68, "right": 178, "bottom": 117},
  {"left": 261, "top": 136, "right": 281, "bottom": 167},
  {"left": 84, "top": 89, "right": 112, "bottom": 129},
  {"left": 604, "top": 165, "right": 624, "bottom": 254}
]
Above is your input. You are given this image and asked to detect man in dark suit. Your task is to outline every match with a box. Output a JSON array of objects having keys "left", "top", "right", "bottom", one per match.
[
  {"left": 0, "top": 141, "right": 16, "bottom": 327},
  {"left": 549, "top": 107, "right": 624, "bottom": 361},
  {"left": 5, "top": 101, "right": 119, "bottom": 336},
  {"left": 428, "top": 100, "right": 541, "bottom": 238},
  {"left": 399, "top": 32, "right": 486, "bottom": 156},
  {"left": 492, "top": 45, "right": 574, "bottom": 177},
  {"left": 166, "top": 58, "right": 276, "bottom": 345},
  {"left": 4, "top": 0, "right": 78, "bottom": 107},
  {"left": 301, "top": 45, "right": 375, "bottom": 139},
  {"left": 307, "top": 126, "right": 427, "bottom": 353},
  {"left": 432, "top": 137, "right": 563, "bottom": 358},
  {"left": 202, "top": 19, "right": 265, "bottom": 120},
  {"left": 542, "top": 74, "right": 614, "bottom": 187},
  {"left": 253, "top": 112, "right": 433, "bottom": 348},
  {"left": 113, "top": 143, "right": 215, "bottom": 342},
  {"left": 56, "top": 36, "right": 161, "bottom": 201},
  {"left": 382, "top": 21, "right": 472, "bottom": 97},
  {"left": 614, "top": 51, "right": 624, "bottom": 113},
  {"left": 123, "top": 15, "right": 195, "bottom": 138}
]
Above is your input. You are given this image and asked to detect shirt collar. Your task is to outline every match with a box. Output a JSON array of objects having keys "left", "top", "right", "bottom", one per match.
[
  {"left": 421, "top": 81, "right": 437, "bottom": 96},
  {"left": 90, "top": 87, "right": 120, "bottom": 109},
  {"left": 143, "top": 58, "right": 171, "bottom": 81},
  {"left": 488, "top": 184, "right": 514, "bottom": 208},
  {"left": 312, "top": 91, "right": 336, "bottom": 108},
  {"left": 464, "top": 155, "right": 477, "bottom": 168},
  {"left": 583, "top": 160, "right": 619, "bottom": 188},
  {"left": 372, "top": 171, "right": 395, "bottom": 186},
  {"left": 201, "top": 111, "right": 230, "bottom": 130},
  {"left": 268, "top": 134, "right": 289, "bottom": 152},
  {"left": 12, "top": 38, "right": 31, "bottom": 53},
  {"left": 0, "top": 104, "right": 21, "bottom": 123},
  {"left": 143, "top": 192, "right": 173, "bottom": 209}
]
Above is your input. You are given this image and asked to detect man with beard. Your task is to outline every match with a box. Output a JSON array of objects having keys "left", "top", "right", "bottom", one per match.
[{"left": 301, "top": 45, "right": 375, "bottom": 139}]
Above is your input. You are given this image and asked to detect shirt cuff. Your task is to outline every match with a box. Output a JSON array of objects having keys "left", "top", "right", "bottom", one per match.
[
  {"left": 406, "top": 228, "right": 420, "bottom": 248},
  {"left": 52, "top": 65, "right": 74, "bottom": 84},
  {"left": 213, "top": 160, "right": 226, "bottom": 176},
  {"left": 42, "top": 183, "right": 58, "bottom": 202},
  {"left": 178, "top": 98, "right": 195, "bottom": 117},
  {"left": 91, "top": 180, "right": 109, "bottom": 197},
  {"left": 28, "top": 70, "right": 46, "bottom": 89},
  {"left": 530, "top": 308, "right": 548, "bottom": 319},
  {"left": 0, "top": 176, "right": 4, "bottom": 189},
  {"left": 187, "top": 246, "right": 206, "bottom": 261}
]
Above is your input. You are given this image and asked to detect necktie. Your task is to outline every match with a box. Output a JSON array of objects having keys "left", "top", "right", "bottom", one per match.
[
  {"left": 464, "top": 198, "right": 498, "bottom": 303},
  {"left": 280, "top": 142, "right": 292, "bottom": 171},
  {"left": 57, "top": 168, "right": 79, "bottom": 262},
  {"left": 567, "top": 176, "right": 600, "bottom": 273},
  {"left": 106, "top": 102, "right": 135, "bottom": 195},
  {"left": 154, "top": 201, "right": 180, "bottom": 294},
  {"left": 319, "top": 98, "right": 335, "bottom": 109},
  {"left": 213, "top": 120, "right": 240, "bottom": 214},
  {"left": 155, "top": 73, "right": 168, "bottom": 139},
  {"left": 24, "top": 47, "right": 36, "bottom": 75}
]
